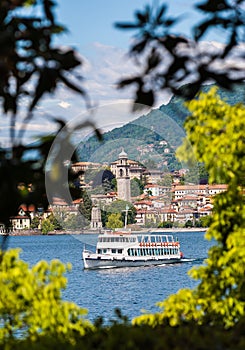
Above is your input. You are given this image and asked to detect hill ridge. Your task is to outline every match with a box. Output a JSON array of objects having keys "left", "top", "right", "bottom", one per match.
[{"left": 77, "top": 84, "right": 245, "bottom": 170}]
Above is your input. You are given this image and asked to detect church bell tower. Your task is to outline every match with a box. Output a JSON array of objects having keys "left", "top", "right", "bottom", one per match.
[{"left": 116, "top": 149, "right": 131, "bottom": 202}]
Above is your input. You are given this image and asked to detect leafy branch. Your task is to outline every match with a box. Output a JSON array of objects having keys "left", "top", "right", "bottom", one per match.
[{"left": 115, "top": 0, "right": 245, "bottom": 108}]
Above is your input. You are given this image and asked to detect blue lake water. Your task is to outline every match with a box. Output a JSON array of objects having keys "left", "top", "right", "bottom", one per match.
[{"left": 5, "top": 231, "right": 213, "bottom": 323}]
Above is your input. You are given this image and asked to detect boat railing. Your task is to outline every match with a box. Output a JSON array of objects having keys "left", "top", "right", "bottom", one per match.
[{"left": 137, "top": 234, "right": 176, "bottom": 244}]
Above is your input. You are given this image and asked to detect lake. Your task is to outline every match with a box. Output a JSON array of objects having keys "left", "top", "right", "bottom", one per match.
[{"left": 5, "top": 231, "right": 213, "bottom": 323}]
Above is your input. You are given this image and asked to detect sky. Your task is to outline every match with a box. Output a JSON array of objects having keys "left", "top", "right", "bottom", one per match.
[{"left": 0, "top": 1, "right": 230, "bottom": 149}]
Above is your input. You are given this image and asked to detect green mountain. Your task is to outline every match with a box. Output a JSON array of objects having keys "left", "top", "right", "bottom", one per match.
[{"left": 77, "top": 84, "right": 245, "bottom": 171}]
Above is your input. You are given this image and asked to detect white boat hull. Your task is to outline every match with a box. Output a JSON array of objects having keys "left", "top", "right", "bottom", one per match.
[{"left": 83, "top": 252, "right": 182, "bottom": 270}]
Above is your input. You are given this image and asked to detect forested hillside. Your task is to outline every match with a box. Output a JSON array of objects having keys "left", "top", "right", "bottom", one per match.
[{"left": 77, "top": 84, "right": 245, "bottom": 169}]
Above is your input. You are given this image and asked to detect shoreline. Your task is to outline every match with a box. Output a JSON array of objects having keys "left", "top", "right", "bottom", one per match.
[{"left": 1, "top": 227, "right": 207, "bottom": 237}]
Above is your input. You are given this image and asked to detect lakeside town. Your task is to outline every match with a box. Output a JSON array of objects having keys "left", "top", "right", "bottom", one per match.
[{"left": 2, "top": 149, "right": 227, "bottom": 235}]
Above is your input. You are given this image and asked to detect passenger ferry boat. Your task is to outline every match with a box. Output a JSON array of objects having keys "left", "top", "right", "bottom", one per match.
[{"left": 82, "top": 230, "right": 184, "bottom": 269}]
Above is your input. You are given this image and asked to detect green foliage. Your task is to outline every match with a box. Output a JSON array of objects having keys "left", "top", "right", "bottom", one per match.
[
  {"left": 91, "top": 169, "right": 115, "bottom": 191},
  {"left": 106, "top": 213, "right": 124, "bottom": 229},
  {"left": 0, "top": 0, "right": 86, "bottom": 120},
  {"left": 62, "top": 214, "right": 84, "bottom": 231},
  {"left": 134, "top": 88, "right": 245, "bottom": 329},
  {"left": 184, "top": 163, "right": 209, "bottom": 184},
  {"left": 105, "top": 200, "right": 136, "bottom": 226},
  {"left": 0, "top": 249, "right": 92, "bottom": 345},
  {"left": 0, "top": 0, "right": 91, "bottom": 227},
  {"left": 1, "top": 1, "right": 245, "bottom": 349},
  {"left": 30, "top": 217, "right": 40, "bottom": 230},
  {"left": 41, "top": 218, "right": 55, "bottom": 235},
  {"left": 157, "top": 173, "right": 172, "bottom": 187},
  {"left": 78, "top": 190, "right": 92, "bottom": 227},
  {"left": 143, "top": 159, "right": 158, "bottom": 169},
  {"left": 197, "top": 215, "right": 212, "bottom": 228},
  {"left": 185, "top": 220, "right": 193, "bottom": 228},
  {"left": 48, "top": 213, "right": 63, "bottom": 230},
  {"left": 157, "top": 221, "right": 173, "bottom": 228},
  {"left": 116, "top": 1, "right": 245, "bottom": 104},
  {"left": 130, "top": 178, "right": 144, "bottom": 197}
]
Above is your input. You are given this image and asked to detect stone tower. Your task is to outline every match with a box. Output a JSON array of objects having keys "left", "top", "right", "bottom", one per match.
[
  {"left": 90, "top": 206, "right": 102, "bottom": 229},
  {"left": 116, "top": 148, "right": 131, "bottom": 202}
]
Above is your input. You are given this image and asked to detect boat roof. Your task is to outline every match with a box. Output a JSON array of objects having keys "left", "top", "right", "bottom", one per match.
[{"left": 99, "top": 231, "right": 175, "bottom": 239}]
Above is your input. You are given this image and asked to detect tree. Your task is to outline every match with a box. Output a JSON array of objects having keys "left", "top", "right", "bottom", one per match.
[
  {"left": 91, "top": 169, "right": 115, "bottom": 192},
  {"left": 198, "top": 215, "right": 212, "bottom": 228},
  {"left": 185, "top": 220, "right": 193, "bottom": 228},
  {"left": 30, "top": 217, "right": 40, "bottom": 230},
  {"left": 78, "top": 190, "right": 92, "bottom": 228},
  {"left": 0, "top": 0, "right": 96, "bottom": 229},
  {"left": 143, "top": 159, "right": 158, "bottom": 170},
  {"left": 62, "top": 214, "right": 85, "bottom": 231},
  {"left": 158, "top": 221, "right": 173, "bottom": 228},
  {"left": 41, "top": 218, "right": 55, "bottom": 235},
  {"left": 134, "top": 88, "right": 245, "bottom": 329},
  {"left": 0, "top": 249, "right": 91, "bottom": 344},
  {"left": 48, "top": 213, "right": 63, "bottom": 230},
  {"left": 184, "top": 164, "right": 209, "bottom": 185},
  {"left": 106, "top": 213, "right": 124, "bottom": 229},
  {"left": 105, "top": 200, "right": 136, "bottom": 227},
  {"left": 157, "top": 173, "right": 172, "bottom": 187},
  {"left": 130, "top": 178, "right": 144, "bottom": 197}
]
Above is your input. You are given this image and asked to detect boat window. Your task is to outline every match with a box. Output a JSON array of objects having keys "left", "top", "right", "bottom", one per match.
[
  {"left": 112, "top": 249, "right": 116, "bottom": 254},
  {"left": 118, "top": 249, "right": 123, "bottom": 254},
  {"left": 119, "top": 237, "right": 128, "bottom": 242},
  {"left": 97, "top": 249, "right": 101, "bottom": 254},
  {"left": 103, "top": 249, "right": 107, "bottom": 253}
]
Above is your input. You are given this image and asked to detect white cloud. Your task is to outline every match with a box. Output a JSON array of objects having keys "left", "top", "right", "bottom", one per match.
[
  {"left": 58, "top": 101, "right": 71, "bottom": 109},
  {"left": 2, "top": 40, "right": 243, "bottom": 147}
]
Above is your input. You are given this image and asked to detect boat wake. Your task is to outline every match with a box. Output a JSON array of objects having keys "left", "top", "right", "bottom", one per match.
[
  {"left": 181, "top": 257, "right": 205, "bottom": 263},
  {"left": 181, "top": 258, "right": 196, "bottom": 262}
]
